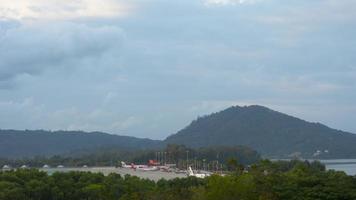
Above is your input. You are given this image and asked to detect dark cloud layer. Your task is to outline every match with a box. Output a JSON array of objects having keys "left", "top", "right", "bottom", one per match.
[{"left": 0, "top": 20, "right": 123, "bottom": 87}]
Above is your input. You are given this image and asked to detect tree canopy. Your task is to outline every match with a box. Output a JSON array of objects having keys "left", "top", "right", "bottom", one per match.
[{"left": 1, "top": 160, "right": 355, "bottom": 200}]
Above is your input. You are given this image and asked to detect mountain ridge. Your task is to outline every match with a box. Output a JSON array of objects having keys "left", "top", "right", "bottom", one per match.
[
  {"left": 164, "top": 105, "right": 356, "bottom": 158},
  {"left": 0, "top": 129, "right": 161, "bottom": 158},
  {"left": 2, "top": 105, "right": 356, "bottom": 159}
]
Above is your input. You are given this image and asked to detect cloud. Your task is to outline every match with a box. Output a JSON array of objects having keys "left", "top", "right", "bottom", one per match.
[
  {"left": 204, "top": 0, "right": 263, "bottom": 6},
  {"left": 0, "top": 97, "right": 143, "bottom": 135},
  {"left": 0, "top": 20, "right": 124, "bottom": 88},
  {"left": 1, "top": 0, "right": 356, "bottom": 138},
  {"left": 0, "top": 97, "right": 45, "bottom": 128},
  {"left": 0, "top": 0, "right": 133, "bottom": 21}
]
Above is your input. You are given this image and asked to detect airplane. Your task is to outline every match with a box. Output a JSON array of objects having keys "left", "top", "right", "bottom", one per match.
[
  {"left": 120, "top": 161, "right": 134, "bottom": 169},
  {"left": 148, "top": 160, "right": 174, "bottom": 172},
  {"left": 120, "top": 161, "right": 158, "bottom": 171},
  {"left": 136, "top": 166, "right": 159, "bottom": 171},
  {"left": 120, "top": 161, "right": 144, "bottom": 169},
  {"left": 158, "top": 165, "right": 171, "bottom": 172},
  {"left": 187, "top": 166, "right": 211, "bottom": 178}
]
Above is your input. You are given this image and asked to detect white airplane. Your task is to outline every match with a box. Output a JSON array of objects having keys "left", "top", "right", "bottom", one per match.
[
  {"left": 120, "top": 161, "right": 158, "bottom": 171},
  {"left": 187, "top": 167, "right": 210, "bottom": 178},
  {"left": 158, "top": 165, "right": 171, "bottom": 172},
  {"left": 121, "top": 161, "right": 135, "bottom": 169},
  {"left": 136, "top": 166, "right": 159, "bottom": 171},
  {"left": 20, "top": 165, "right": 28, "bottom": 169}
]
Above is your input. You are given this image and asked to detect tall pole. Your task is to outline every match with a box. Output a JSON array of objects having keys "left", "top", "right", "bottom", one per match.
[
  {"left": 164, "top": 152, "right": 167, "bottom": 165},
  {"left": 186, "top": 150, "right": 189, "bottom": 170},
  {"left": 160, "top": 152, "right": 162, "bottom": 164}
]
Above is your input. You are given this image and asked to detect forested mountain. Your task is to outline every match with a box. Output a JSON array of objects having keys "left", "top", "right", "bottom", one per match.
[
  {"left": 165, "top": 105, "right": 356, "bottom": 158},
  {"left": 3, "top": 105, "right": 356, "bottom": 159},
  {"left": 0, "top": 130, "right": 160, "bottom": 158}
]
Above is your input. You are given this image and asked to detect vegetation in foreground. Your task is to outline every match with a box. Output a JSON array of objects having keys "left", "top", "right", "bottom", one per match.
[{"left": 1, "top": 160, "right": 356, "bottom": 200}]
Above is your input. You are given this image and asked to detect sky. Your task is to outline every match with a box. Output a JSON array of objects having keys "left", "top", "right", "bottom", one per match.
[{"left": 0, "top": 0, "right": 356, "bottom": 139}]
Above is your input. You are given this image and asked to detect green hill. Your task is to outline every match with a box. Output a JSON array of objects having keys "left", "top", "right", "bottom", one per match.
[
  {"left": 2, "top": 105, "right": 356, "bottom": 159},
  {"left": 165, "top": 105, "right": 356, "bottom": 158},
  {"left": 0, "top": 130, "right": 160, "bottom": 158}
]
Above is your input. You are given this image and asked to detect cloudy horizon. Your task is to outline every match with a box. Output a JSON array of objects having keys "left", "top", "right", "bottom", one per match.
[{"left": 1, "top": 0, "right": 356, "bottom": 139}]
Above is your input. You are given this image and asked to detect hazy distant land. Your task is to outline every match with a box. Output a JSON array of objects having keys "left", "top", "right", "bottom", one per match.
[{"left": 2, "top": 105, "right": 356, "bottom": 159}]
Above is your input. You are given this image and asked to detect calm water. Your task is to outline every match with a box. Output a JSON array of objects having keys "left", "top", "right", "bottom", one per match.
[
  {"left": 321, "top": 159, "right": 356, "bottom": 175},
  {"left": 272, "top": 159, "right": 356, "bottom": 176}
]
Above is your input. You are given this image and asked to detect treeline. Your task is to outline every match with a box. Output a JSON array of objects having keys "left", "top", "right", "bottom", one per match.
[
  {"left": 131, "top": 144, "right": 260, "bottom": 169},
  {"left": 0, "top": 144, "right": 260, "bottom": 169},
  {"left": 1, "top": 160, "right": 356, "bottom": 200}
]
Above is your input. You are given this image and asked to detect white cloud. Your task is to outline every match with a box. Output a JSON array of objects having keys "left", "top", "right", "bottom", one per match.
[
  {"left": 0, "top": 97, "right": 45, "bottom": 128},
  {"left": 0, "top": 0, "right": 133, "bottom": 21},
  {"left": 103, "top": 92, "right": 118, "bottom": 106},
  {"left": 204, "top": 0, "right": 262, "bottom": 6},
  {"left": 111, "top": 116, "right": 141, "bottom": 130},
  {"left": 0, "top": 96, "right": 142, "bottom": 135}
]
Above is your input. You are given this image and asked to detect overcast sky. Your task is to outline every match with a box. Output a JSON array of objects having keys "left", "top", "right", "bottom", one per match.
[{"left": 0, "top": 0, "right": 355, "bottom": 139}]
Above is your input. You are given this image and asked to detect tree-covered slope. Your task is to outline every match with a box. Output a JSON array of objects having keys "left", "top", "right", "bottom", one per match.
[
  {"left": 165, "top": 105, "right": 356, "bottom": 158},
  {"left": 0, "top": 130, "right": 161, "bottom": 158},
  {"left": 3, "top": 105, "right": 356, "bottom": 159}
]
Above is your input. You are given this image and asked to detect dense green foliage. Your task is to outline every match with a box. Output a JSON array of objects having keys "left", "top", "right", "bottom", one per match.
[
  {"left": 0, "top": 169, "right": 204, "bottom": 200},
  {"left": 165, "top": 105, "right": 356, "bottom": 158},
  {"left": 0, "top": 130, "right": 160, "bottom": 158},
  {"left": 1, "top": 160, "right": 355, "bottom": 200}
]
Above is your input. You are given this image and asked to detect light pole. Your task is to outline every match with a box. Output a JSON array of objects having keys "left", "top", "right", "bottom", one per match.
[
  {"left": 164, "top": 152, "right": 167, "bottom": 165},
  {"left": 194, "top": 157, "right": 197, "bottom": 170},
  {"left": 160, "top": 152, "right": 163, "bottom": 164},
  {"left": 186, "top": 150, "right": 189, "bottom": 170}
]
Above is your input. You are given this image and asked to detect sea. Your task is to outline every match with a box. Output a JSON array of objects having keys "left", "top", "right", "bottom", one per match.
[
  {"left": 271, "top": 159, "right": 356, "bottom": 176},
  {"left": 321, "top": 159, "right": 356, "bottom": 175}
]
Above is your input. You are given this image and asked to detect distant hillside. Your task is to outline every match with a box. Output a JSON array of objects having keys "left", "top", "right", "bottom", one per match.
[
  {"left": 0, "top": 130, "right": 160, "bottom": 158},
  {"left": 165, "top": 105, "right": 356, "bottom": 158},
  {"left": 3, "top": 105, "right": 356, "bottom": 159}
]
